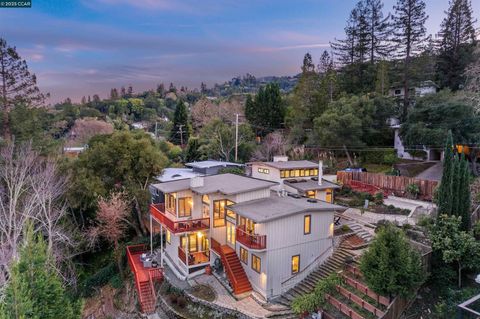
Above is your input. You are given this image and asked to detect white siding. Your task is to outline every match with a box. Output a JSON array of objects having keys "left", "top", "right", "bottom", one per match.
[
  {"left": 251, "top": 164, "right": 281, "bottom": 190},
  {"left": 234, "top": 188, "right": 270, "bottom": 203}
]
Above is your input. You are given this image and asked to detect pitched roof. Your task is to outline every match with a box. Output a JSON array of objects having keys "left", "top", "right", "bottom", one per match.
[
  {"left": 284, "top": 178, "right": 341, "bottom": 192},
  {"left": 151, "top": 173, "right": 277, "bottom": 195},
  {"left": 249, "top": 160, "right": 319, "bottom": 170},
  {"left": 229, "top": 192, "right": 346, "bottom": 223},
  {"left": 186, "top": 160, "right": 244, "bottom": 169}
]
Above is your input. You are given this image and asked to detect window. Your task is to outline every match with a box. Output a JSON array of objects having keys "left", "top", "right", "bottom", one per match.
[
  {"left": 395, "top": 89, "right": 401, "bottom": 95},
  {"left": 213, "top": 199, "right": 235, "bottom": 227},
  {"left": 165, "top": 193, "right": 176, "bottom": 212},
  {"left": 304, "top": 215, "right": 311, "bottom": 235},
  {"left": 291, "top": 255, "right": 300, "bottom": 274},
  {"left": 240, "top": 247, "right": 248, "bottom": 264},
  {"left": 284, "top": 170, "right": 290, "bottom": 178},
  {"left": 309, "top": 169, "right": 315, "bottom": 176},
  {"left": 300, "top": 169, "right": 305, "bottom": 177},
  {"left": 280, "top": 170, "right": 285, "bottom": 178},
  {"left": 314, "top": 169, "right": 318, "bottom": 176},
  {"left": 181, "top": 234, "right": 198, "bottom": 252},
  {"left": 306, "top": 190, "right": 316, "bottom": 199},
  {"left": 178, "top": 197, "right": 192, "bottom": 217},
  {"left": 202, "top": 195, "right": 210, "bottom": 218},
  {"left": 294, "top": 169, "right": 300, "bottom": 177},
  {"left": 252, "top": 254, "right": 261, "bottom": 273},
  {"left": 166, "top": 229, "right": 171, "bottom": 244},
  {"left": 258, "top": 167, "right": 270, "bottom": 174}
]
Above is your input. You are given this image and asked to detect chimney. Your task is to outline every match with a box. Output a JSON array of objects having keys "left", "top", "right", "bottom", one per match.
[
  {"left": 273, "top": 155, "right": 288, "bottom": 162},
  {"left": 318, "top": 160, "right": 323, "bottom": 186},
  {"left": 190, "top": 176, "right": 204, "bottom": 188}
]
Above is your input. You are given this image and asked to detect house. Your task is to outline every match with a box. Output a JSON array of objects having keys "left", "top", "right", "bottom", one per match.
[
  {"left": 389, "top": 80, "right": 438, "bottom": 99},
  {"left": 63, "top": 145, "right": 87, "bottom": 158},
  {"left": 391, "top": 120, "right": 442, "bottom": 161},
  {"left": 185, "top": 160, "right": 243, "bottom": 175},
  {"left": 248, "top": 156, "right": 340, "bottom": 203},
  {"left": 148, "top": 173, "right": 346, "bottom": 300}
]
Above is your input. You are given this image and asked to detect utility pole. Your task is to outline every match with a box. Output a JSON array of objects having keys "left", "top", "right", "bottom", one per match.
[
  {"left": 235, "top": 114, "right": 239, "bottom": 162},
  {"left": 155, "top": 121, "right": 158, "bottom": 139},
  {"left": 178, "top": 124, "right": 185, "bottom": 146}
]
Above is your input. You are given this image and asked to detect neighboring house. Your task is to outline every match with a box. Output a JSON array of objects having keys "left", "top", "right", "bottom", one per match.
[
  {"left": 389, "top": 80, "right": 438, "bottom": 99},
  {"left": 248, "top": 156, "right": 340, "bottom": 203},
  {"left": 185, "top": 160, "right": 243, "bottom": 175},
  {"left": 63, "top": 146, "right": 87, "bottom": 158},
  {"left": 149, "top": 173, "right": 346, "bottom": 300}
]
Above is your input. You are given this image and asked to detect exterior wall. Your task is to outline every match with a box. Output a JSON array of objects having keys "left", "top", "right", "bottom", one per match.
[
  {"left": 415, "top": 86, "right": 436, "bottom": 97},
  {"left": 234, "top": 188, "right": 270, "bottom": 203},
  {"left": 394, "top": 128, "right": 440, "bottom": 161},
  {"left": 164, "top": 231, "right": 186, "bottom": 275},
  {"left": 250, "top": 164, "right": 282, "bottom": 190},
  {"left": 315, "top": 190, "right": 327, "bottom": 201},
  {"left": 264, "top": 210, "right": 334, "bottom": 299}
]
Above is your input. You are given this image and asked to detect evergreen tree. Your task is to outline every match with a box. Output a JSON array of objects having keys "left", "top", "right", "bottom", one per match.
[
  {"left": 436, "top": 0, "right": 477, "bottom": 90},
  {"left": 0, "top": 38, "right": 48, "bottom": 139},
  {"left": 318, "top": 51, "right": 338, "bottom": 102},
  {"left": 81, "top": 96, "right": 86, "bottom": 105},
  {"left": 364, "top": 0, "right": 391, "bottom": 63},
  {"left": 169, "top": 100, "right": 189, "bottom": 145},
  {"left": 375, "top": 60, "right": 390, "bottom": 95},
  {"left": 120, "top": 86, "right": 126, "bottom": 97},
  {"left": 1, "top": 223, "right": 81, "bottom": 319},
  {"left": 451, "top": 155, "right": 461, "bottom": 216},
  {"left": 110, "top": 88, "right": 119, "bottom": 100},
  {"left": 156, "top": 83, "right": 165, "bottom": 96},
  {"left": 458, "top": 154, "right": 471, "bottom": 230},
  {"left": 331, "top": 7, "right": 360, "bottom": 66},
  {"left": 391, "top": 0, "right": 429, "bottom": 118},
  {"left": 438, "top": 131, "right": 454, "bottom": 215}
]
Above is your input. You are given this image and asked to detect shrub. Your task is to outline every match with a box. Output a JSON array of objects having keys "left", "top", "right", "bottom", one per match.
[
  {"left": 361, "top": 149, "right": 397, "bottom": 165},
  {"left": 374, "top": 192, "right": 384, "bottom": 205},
  {"left": 406, "top": 183, "right": 420, "bottom": 198},
  {"left": 291, "top": 274, "right": 340, "bottom": 314},
  {"left": 81, "top": 263, "right": 117, "bottom": 297},
  {"left": 109, "top": 274, "right": 123, "bottom": 289},
  {"left": 177, "top": 296, "right": 187, "bottom": 308},
  {"left": 341, "top": 224, "right": 351, "bottom": 233},
  {"left": 383, "top": 153, "right": 398, "bottom": 165},
  {"left": 169, "top": 294, "right": 178, "bottom": 304}
]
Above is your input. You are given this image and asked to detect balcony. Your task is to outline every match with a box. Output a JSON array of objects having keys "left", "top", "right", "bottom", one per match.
[
  {"left": 178, "top": 246, "right": 210, "bottom": 266},
  {"left": 150, "top": 203, "right": 210, "bottom": 234},
  {"left": 236, "top": 225, "right": 267, "bottom": 250}
]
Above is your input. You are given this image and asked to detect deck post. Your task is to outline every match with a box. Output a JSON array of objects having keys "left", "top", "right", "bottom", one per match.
[
  {"left": 160, "top": 225, "right": 163, "bottom": 267},
  {"left": 150, "top": 214, "right": 153, "bottom": 255},
  {"left": 186, "top": 235, "right": 189, "bottom": 268}
]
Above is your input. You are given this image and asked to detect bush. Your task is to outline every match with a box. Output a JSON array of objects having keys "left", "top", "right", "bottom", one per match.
[
  {"left": 383, "top": 153, "right": 398, "bottom": 165},
  {"left": 169, "top": 294, "right": 178, "bottom": 304},
  {"left": 177, "top": 296, "right": 187, "bottom": 308},
  {"left": 406, "top": 183, "right": 420, "bottom": 198},
  {"left": 341, "top": 224, "right": 351, "bottom": 232},
  {"left": 291, "top": 274, "right": 340, "bottom": 314},
  {"left": 109, "top": 274, "right": 123, "bottom": 289},
  {"left": 81, "top": 263, "right": 117, "bottom": 297},
  {"left": 361, "top": 149, "right": 397, "bottom": 165},
  {"left": 374, "top": 192, "right": 384, "bottom": 205}
]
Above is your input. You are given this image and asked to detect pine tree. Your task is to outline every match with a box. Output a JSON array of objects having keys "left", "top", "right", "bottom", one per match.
[
  {"left": 169, "top": 100, "right": 189, "bottom": 145},
  {"left": 81, "top": 96, "right": 86, "bottom": 105},
  {"left": 451, "top": 155, "right": 461, "bottom": 216},
  {"left": 364, "top": 0, "right": 391, "bottom": 63},
  {"left": 391, "top": 0, "right": 429, "bottom": 118},
  {"left": 110, "top": 88, "right": 119, "bottom": 100},
  {"left": 318, "top": 51, "right": 338, "bottom": 102},
  {"left": 375, "top": 60, "right": 390, "bottom": 95},
  {"left": 460, "top": 156, "right": 471, "bottom": 230},
  {"left": 438, "top": 131, "right": 454, "bottom": 215},
  {"left": 156, "top": 83, "right": 165, "bottom": 96},
  {"left": 0, "top": 38, "right": 48, "bottom": 139},
  {"left": 245, "top": 83, "right": 284, "bottom": 137},
  {"left": 331, "top": 6, "right": 361, "bottom": 66},
  {"left": 1, "top": 223, "right": 81, "bottom": 319},
  {"left": 436, "top": 0, "right": 477, "bottom": 90}
]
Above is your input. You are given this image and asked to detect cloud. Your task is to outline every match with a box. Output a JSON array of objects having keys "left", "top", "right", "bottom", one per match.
[{"left": 250, "top": 43, "right": 331, "bottom": 53}]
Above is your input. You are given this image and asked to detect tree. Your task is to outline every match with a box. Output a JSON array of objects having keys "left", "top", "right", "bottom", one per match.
[
  {"left": 0, "top": 38, "right": 48, "bottom": 139},
  {"left": 364, "top": 0, "right": 391, "bottom": 63},
  {"left": 251, "top": 131, "right": 288, "bottom": 161},
  {"left": 184, "top": 136, "right": 202, "bottom": 162},
  {"left": 110, "top": 88, "right": 119, "bottom": 100},
  {"left": 169, "top": 100, "right": 189, "bottom": 145},
  {"left": 436, "top": 0, "right": 477, "bottom": 90},
  {"left": 331, "top": 6, "right": 361, "bottom": 66},
  {"left": 1, "top": 222, "right": 81, "bottom": 319},
  {"left": 360, "top": 224, "right": 425, "bottom": 298},
  {"left": 430, "top": 215, "right": 480, "bottom": 288},
  {"left": 67, "top": 118, "right": 114, "bottom": 146},
  {"left": 245, "top": 83, "right": 285, "bottom": 137},
  {"left": 375, "top": 60, "right": 390, "bottom": 95},
  {"left": 68, "top": 131, "right": 168, "bottom": 234},
  {"left": 88, "top": 192, "right": 130, "bottom": 274},
  {"left": 391, "top": 0, "right": 429, "bottom": 117},
  {"left": 438, "top": 131, "right": 455, "bottom": 215},
  {"left": 318, "top": 51, "right": 338, "bottom": 102}
]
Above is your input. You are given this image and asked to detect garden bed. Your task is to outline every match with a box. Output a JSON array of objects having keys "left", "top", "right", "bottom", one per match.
[{"left": 189, "top": 284, "right": 216, "bottom": 302}]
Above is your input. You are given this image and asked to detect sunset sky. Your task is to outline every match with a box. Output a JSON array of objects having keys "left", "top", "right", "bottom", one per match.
[{"left": 1, "top": 0, "right": 478, "bottom": 103}]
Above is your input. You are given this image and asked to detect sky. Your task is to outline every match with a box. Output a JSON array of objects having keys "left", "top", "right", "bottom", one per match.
[{"left": 0, "top": 0, "right": 478, "bottom": 103}]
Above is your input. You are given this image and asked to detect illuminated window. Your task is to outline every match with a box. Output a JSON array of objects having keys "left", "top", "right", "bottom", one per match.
[
  {"left": 240, "top": 247, "right": 248, "bottom": 264},
  {"left": 178, "top": 197, "right": 192, "bottom": 217},
  {"left": 294, "top": 169, "right": 300, "bottom": 177},
  {"left": 284, "top": 170, "right": 290, "bottom": 178},
  {"left": 289, "top": 169, "right": 294, "bottom": 177},
  {"left": 258, "top": 168, "right": 270, "bottom": 174},
  {"left": 213, "top": 199, "right": 235, "bottom": 227},
  {"left": 252, "top": 254, "right": 261, "bottom": 273},
  {"left": 304, "top": 215, "right": 311, "bottom": 235},
  {"left": 166, "top": 229, "right": 171, "bottom": 244},
  {"left": 180, "top": 234, "right": 198, "bottom": 252},
  {"left": 291, "top": 255, "right": 300, "bottom": 274},
  {"left": 309, "top": 169, "right": 315, "bottom": 176},
  {"left": 165, "top": 193, "right": 176, "bottom": 212},
  {"left": 280, "top": 170, "right": 285, "bottom": 178},
  {"left": 300, "top": 169, "right": 305, "bottom": 177},
  {"left": 202, "top": 195, "right": 210, "bottom": 217},
  {"left": 306, "top": 190, "right": 316, "bottom": 199},
  {"left": 314, "top": 169, "right": 318, "bottom": 176}
]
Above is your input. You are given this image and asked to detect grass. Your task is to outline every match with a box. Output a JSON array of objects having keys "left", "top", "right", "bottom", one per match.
[{"left": 362, "top": 164, "right": 393, "bottom": 174}]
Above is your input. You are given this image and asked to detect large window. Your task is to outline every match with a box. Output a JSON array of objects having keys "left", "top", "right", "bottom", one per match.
[
  {"left": 165, "top": 193, "right": 176, "bottom": 212},
  {"left": 306, "top": 190, "right": 316, "bottom": 199},
  {"left": 252, "top": 254, "right": 261, "bottom": 273},
  {"left": 178, "top": 197, "right": 192, "bottom": 217},
  {"left": 257, "top": 167, "right": 270, "bottom": 174},
  {"left": 213, "top": 199, "right": 234, "bottom": 227},
  {"left": 240, "top": 247, "right": 248, "bottom": 264},
  {"left": 291, "top": 255, "right": 300, "bottom": 274},
  {"left": 304, "top": 215, "right": 311, "bottom": 235},
  {"left": 166, "top": 229, "right": 171, "bottom": 244},
  {"left": 202, "top": 195, "right": 210, "bottom": 218},
  {"left": 180, "top": 234, "right": 198, "bottom": 252}
]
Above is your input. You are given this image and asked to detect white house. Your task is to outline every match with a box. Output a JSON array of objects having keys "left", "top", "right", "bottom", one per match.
[
  {"left": 149, "top": 173, "right": 346, "bottom": 300},
  {"left": 389, "top": 80, "right": 438, "bottom": 99},
  {"left": 248, "top": 156, "right": 340, "bottom": 203}
]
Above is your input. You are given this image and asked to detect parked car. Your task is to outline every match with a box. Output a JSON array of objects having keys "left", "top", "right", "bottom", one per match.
[{"left": 344, "top": 167, "right": 367, "bottom": 173}]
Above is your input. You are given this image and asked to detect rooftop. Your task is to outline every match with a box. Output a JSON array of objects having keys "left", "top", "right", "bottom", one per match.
[
  {"left": 155, "top": 167, "right": 202, "bottom": 182},
  {"left": 284, "top": 178, "right": 341, "bottom": 192},
  {"left": 151, "top": 173, "right": 277, "bottom": 195},
  {"left": 249, "top": 160, "right": 319, "bottom": 170},
  {"left": 229, "top": 192, "right": 346, "bottom": 223},
  {"left": 186, "top": 160, "right": 244, "bottom": 169}
]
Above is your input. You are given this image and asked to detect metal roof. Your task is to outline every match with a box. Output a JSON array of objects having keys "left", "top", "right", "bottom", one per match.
[{"left": 249, "top": 160, "right": 319, "bottom": 170}]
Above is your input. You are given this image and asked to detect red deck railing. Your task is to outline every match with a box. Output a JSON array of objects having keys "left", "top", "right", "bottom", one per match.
[
  {"left": 126, "top": 244, "right": 163, "bottom": 314},
  {"left": 178, "top": 246, "right": 210, "bottom": 266},
  {"left": 236, "top": 225, "right": 266, "bottom": 250},
  {"left": 211, "top": 237, "right": 222, "bottom": 255},
  {"left": 150, "top": 203, "right": 210, "bottom": 233}
]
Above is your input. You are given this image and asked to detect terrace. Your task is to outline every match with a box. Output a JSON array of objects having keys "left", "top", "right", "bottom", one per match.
[
  {"left": 150, "top": 203, "right": 210, "bottom": 234},
  {"left": 236, "top": 224, "right": 267, "bottom": 250}
]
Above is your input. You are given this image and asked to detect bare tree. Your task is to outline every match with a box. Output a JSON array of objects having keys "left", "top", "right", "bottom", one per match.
[
  {"left": 67, "top": 118, "right": 114, "bottom": 146},
  {"left": 88, "top": 192, "right": 130, "bottom": 274},
  {"left": 251, "top": 131, "right": 288, "bottom": 161}
]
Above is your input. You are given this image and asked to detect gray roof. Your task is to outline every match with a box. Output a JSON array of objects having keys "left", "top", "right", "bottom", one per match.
[
  {"left": 249, "top": 160, "right": 318, "bottom": 170},
  {"left": 151, "top": 173, "right": 277, "bottom": 195},
  {"left": 155, "top": 168, "right": 202, "bottom": 182},
  {"left": 229, "top": 192, "right": 346, "bottom": 223},
  {"left": 186, "top": 160, "right": 244, "bottom": 169},
  {"left": 284, "top": 178, "right": 341, "bottom": 192}
]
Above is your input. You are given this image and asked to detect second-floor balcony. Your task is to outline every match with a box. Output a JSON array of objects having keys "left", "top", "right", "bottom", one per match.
[
  {"left": 150, "top": 203, "right": 210, "bottom": 234},
  {"left": 178, "top": 246, "right": 210, "bottom": 266},
  {"left": 236, "top": 224, "right": 267, "bottom": 250}
]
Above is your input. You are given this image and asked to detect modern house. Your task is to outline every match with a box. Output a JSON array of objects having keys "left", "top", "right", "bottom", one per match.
[
  {"left": 149, "top": 173, "right": 346, "bottom": 300},
  {"left": 248, "top": 156, "right": 340, "bottom": 203},
  {"left": 389, "top": 80, "right": 438, "bottom": 99}
]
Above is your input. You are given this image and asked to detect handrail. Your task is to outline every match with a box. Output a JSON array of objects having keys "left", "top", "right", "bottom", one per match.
[
  {"left": 178, "top": 246, "right": 210, "bottom": 266},
  {"left": 281, "top": 247, "right": 332, "bottom": 286},
  {"left": 219, "top": 248, "right": 239, "bottom": 291},
  {"left": 236, "top": 225, "right": 266, "bottom": 250},
  {"left": 211, "top": 238, "right": 222, "bottom": 255},
  {"left": 150, "top": 203, "right": 210, "bottom": 233},
  {"left": 342, "top": 274, "right": 390, "bottom": 307},
  {"left": 336, "top": 285, "right": 385, "bottom": 317}
]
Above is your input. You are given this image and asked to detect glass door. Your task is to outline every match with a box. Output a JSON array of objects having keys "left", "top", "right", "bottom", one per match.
[{"left": 226, "top": 221, "right": 236, "bottom": 247}]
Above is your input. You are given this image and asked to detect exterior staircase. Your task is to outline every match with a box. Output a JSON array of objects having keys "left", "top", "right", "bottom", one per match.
[
  {"left": 344, "top": 221, "right": 374, "bottom": 242},
  {"left": 276, "top": 247, "right": 355, "bottom": 306},
  {"left": 220, "top": 245, "right": 252, "bottom": 295},
  {"left": 138, "top": 280, "right": 156, "bottom": 314}
]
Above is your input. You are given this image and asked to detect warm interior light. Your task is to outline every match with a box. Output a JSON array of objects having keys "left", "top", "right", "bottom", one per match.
[
  {"left": 329, "top": 223, "right": 334, "bottom": 237},
  {"left": 197, "top": 231, "right": 203, "bottom": 238}
]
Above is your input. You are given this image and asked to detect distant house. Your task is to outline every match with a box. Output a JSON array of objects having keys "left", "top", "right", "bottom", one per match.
[
  {"left": 131, "top": 122, "right": 148, "bottom": 131},
  {"left": 63, "top": 146, "right": 87, "bottom": 158},
  {"left": 389, "top": 80, "right": 438, "bottom": 99},
  {"left": 248, "top": 156, "right": 340, "bottom": 203}
]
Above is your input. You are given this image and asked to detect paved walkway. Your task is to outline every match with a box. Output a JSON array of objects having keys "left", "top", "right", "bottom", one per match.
[
  {"left": 192, "top": 275, "right": 273, "bottom": 319},
  {"left": 344, "top": 207, "right": 416, "bottom": 226},
  {"left": 416, "top": 161, "right": 442, "bottom": 181}
]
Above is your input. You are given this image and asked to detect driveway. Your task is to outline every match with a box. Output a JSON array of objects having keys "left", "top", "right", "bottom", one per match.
[{"left": 415, "top": 162, "right": 442, "bottom": 181}]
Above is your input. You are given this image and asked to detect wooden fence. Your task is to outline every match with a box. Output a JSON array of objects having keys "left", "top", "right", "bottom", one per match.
[{"left": 337, "top": 171, "right": 438, "bottom": 201}]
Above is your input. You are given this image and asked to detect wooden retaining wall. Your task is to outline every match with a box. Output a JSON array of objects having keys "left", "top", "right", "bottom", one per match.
[{"left": 337, "top": 171, "right": 438, "bottom": 201}]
